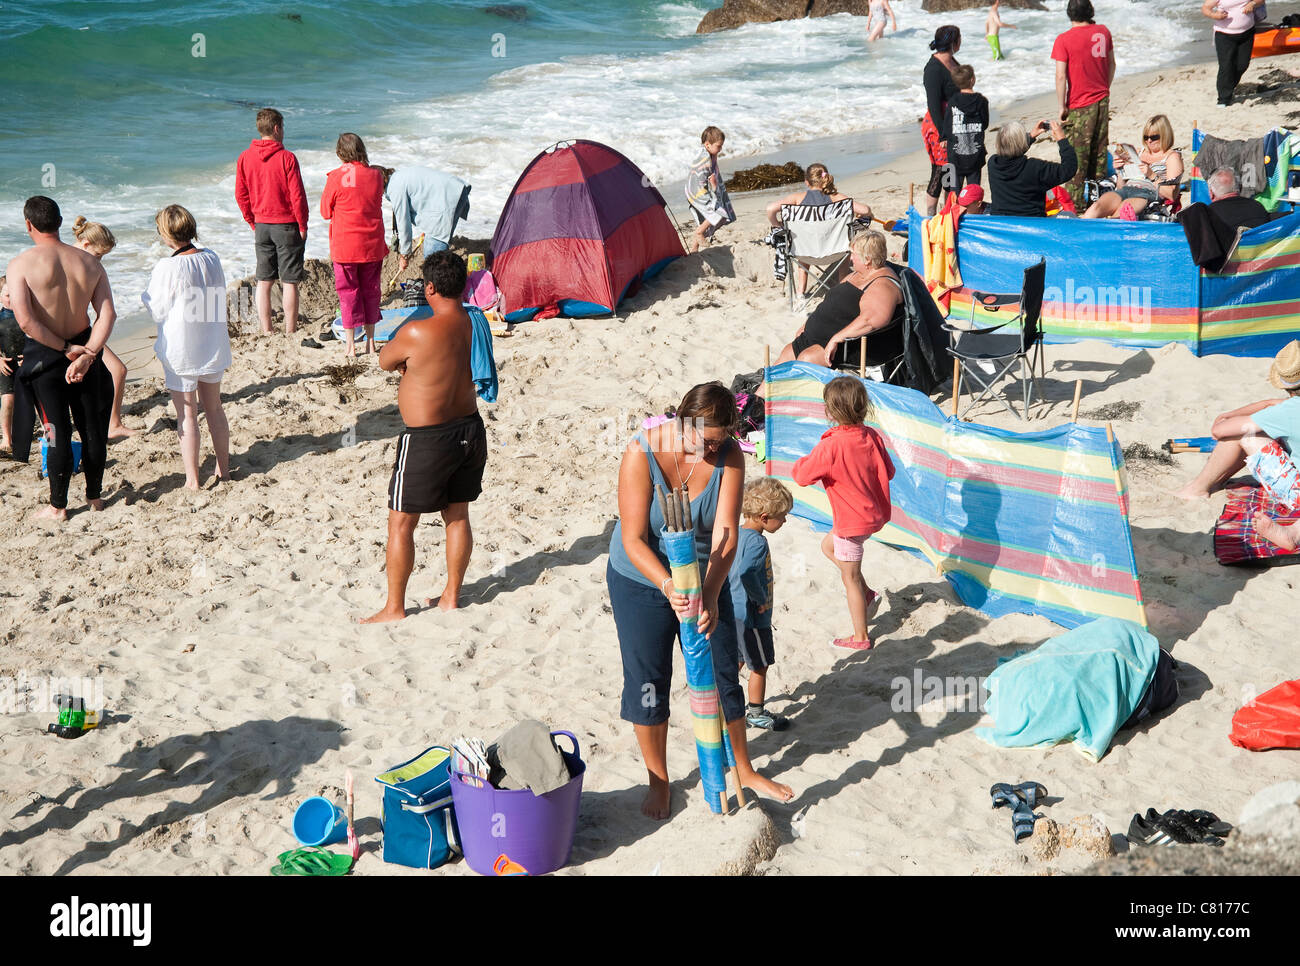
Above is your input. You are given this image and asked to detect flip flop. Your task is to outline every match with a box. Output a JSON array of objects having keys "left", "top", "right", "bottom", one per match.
[
  {"left": 1012, "top": 781, "right": 1048, "bottom": 808},
  {"left": 1011, "top": 802, "right": 1037, "bottom": 843},
  {"left": 270, "top": 846, "right": 354, "bottom": 876},
  {"left": 989, "top": 783, "right": 1020, "bottom": 809}
]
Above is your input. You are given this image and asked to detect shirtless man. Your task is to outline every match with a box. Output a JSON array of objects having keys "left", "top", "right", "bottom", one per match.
[
  {"left": 6, "top": 196, "right": 116, "bottom": 520},
  {"left": 361, "top": 250, "right": 487, "bottom": 623}
]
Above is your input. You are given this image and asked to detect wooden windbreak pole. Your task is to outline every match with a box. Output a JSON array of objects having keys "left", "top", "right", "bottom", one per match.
[
  {"left": 1071, "top": 379, "right": 1083, "bottom": 423},
  {"left": 951, "top": 358, "right": 961, "bottom": 417}
]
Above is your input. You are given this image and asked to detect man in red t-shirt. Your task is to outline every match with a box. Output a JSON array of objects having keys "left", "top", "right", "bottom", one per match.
[{"left": 1051, "top": 0, "right": 1115, "bottom": 211}]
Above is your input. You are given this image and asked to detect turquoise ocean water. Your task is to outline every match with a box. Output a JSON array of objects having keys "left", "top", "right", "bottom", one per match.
[{"left": 0, "top": 0, "right": 1197, "bottom": 336}]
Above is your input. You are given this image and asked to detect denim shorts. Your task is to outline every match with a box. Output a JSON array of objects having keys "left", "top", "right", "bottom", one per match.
[{"left": 607, "top": 561, "right": 743, "bottom": 726}]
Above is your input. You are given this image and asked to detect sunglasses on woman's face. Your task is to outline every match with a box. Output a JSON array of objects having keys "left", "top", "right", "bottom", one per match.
[{"left": 1143, "top": 134, "right": 1161, "bottom": 142}]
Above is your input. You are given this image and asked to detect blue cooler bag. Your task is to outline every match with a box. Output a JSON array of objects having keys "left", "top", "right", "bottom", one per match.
[{"left": 374, "top": 746, "right": 460, "bottom": 869}]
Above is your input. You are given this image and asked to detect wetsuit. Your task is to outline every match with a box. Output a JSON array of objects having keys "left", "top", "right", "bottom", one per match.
[{"left": 18, "top": 327, "right": 112, "bottom": 509}]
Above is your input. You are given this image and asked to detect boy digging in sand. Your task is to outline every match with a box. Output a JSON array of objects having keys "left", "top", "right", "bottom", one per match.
[{"left": 361, "top": 252, "right": 488, "bottom": 624}]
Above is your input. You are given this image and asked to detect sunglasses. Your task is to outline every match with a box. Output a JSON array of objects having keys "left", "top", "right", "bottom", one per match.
[{"left": 1142, "top": 134, "right": 1161, "bottom": 142}]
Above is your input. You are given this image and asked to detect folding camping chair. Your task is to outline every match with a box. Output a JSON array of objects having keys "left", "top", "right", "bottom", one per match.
[
  {"left": 779, "top": 198, "right": 855, "bottom": 313},
  {"left": 943, "top": 258, "right": 1047, "bottom": 420}
]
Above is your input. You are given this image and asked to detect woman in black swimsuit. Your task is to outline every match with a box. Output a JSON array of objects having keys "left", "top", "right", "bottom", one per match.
[{"left": 776, "top": 230, "right": 905, "bottom": 370}]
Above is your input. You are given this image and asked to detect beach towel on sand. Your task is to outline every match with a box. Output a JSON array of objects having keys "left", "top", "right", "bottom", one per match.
[{"left": 977, "top": 618, "right": 1160, "bottom": 761}]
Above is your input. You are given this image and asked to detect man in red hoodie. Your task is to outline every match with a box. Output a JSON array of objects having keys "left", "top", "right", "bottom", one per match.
[{"left": 235, "top": 108, "right": 308, "bottom": 335}]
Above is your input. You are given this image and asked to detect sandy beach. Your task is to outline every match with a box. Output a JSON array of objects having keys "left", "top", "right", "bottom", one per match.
[{"left": 2, "top": 50, "right": 1299, "bottom": 876}]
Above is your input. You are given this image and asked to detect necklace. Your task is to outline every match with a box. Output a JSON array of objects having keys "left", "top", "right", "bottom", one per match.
[{"left": 671, "top": 433, "right": 704, "bottom": 497}]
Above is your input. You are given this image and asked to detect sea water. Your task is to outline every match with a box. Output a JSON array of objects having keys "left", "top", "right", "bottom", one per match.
[{"left": 0, "top": 0, "right": 1197, "bottom": 338}]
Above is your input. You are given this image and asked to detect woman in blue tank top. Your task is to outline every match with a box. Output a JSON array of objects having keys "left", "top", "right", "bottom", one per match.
[{"left": 607, "top": 382, "right": 794, "bottom": 818}]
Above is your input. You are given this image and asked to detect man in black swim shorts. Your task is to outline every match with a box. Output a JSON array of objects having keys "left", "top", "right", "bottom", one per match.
[{"left": 361, "top": 251, "right": 487, "bottom": 623}]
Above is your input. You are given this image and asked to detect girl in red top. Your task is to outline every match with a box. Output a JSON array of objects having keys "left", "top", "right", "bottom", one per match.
[
  {"left": 321, "top": 133, "right": 388, "bottom": 357},
  {"left": 791, "top": 377, "right": 896, "bottom": 650}
]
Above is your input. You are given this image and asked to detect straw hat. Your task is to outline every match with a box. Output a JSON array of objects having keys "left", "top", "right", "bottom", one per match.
[{"left": 1269, "top": 340, "right": 1300, "bottom": 390}]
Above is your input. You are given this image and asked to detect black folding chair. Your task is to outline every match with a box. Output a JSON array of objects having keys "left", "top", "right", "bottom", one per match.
[{"left": 943, "top": 258, "right": 1047, "bottom": 420}]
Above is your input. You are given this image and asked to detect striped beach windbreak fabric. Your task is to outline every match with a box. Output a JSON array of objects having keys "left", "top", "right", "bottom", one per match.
[
  {"left": 660, "top": 527, "right": 729, "bottom": 814},
  {"left": 906, "top": 206, "right": 1300, "bottom": 358},
  {"left": 764, "top": 362, "right": 1146, "bottom": 630}
]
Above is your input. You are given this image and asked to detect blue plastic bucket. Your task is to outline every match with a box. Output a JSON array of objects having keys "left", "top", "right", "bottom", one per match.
[
  {"left": 449, "top": 730, "right": 584, "bottom": 876},
  {"left": 293, "top": 796, "right": 347, "bottom": 847}
]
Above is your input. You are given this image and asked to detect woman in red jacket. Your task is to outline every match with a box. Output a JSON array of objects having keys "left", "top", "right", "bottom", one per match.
[
  {"left": 321, "top": 133, "right": 388, "bottom": 356},
  {"left": 792, "top": 376, "right": 896, "bottom": 650}
]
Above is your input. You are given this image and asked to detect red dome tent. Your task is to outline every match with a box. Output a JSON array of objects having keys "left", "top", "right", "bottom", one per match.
[{"left": 490, "top": 140, "right": 685, "bottom": 322}]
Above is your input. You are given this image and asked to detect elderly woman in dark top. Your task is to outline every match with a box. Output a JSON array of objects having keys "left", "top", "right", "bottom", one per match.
[
  {"left": 776, "top": 231, "right": 904, "bottom": 369},
  {"left": 986, "top": 119, "right": 1077, "bottom": 217}
]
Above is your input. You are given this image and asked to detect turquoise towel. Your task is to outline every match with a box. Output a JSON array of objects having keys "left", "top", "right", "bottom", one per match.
[
  {"left": 467, "top": 305, "right": 498, "bottom": 404},
  {"left": 977, "top": 618, "right": 1159, "bottom": 761}
]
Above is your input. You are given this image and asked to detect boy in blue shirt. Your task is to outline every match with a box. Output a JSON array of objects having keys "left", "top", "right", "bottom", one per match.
[{"left": 730, "top": 478, "right": 794, "bottom": 730}]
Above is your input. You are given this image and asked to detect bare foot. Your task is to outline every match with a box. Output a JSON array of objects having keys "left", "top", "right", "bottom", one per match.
[
  {"left": 359, "top": 605, "right": 408, "bottom": 624},
  {"left": 1253, "top": 511, "right": 1298, "bottom": 550},
  {"left": 34, "top": 505, "right": 68, "bottom": 521},
  {"left": 108, "top": 424, "right": 135, "bottom": 439},
  {"left": 740, "top": 770, "right": 795, "bottom": 803},
  {"left": 183, "top": 478, "right": 200, "bottom": 491},
  {"left": 88, "top": 498, "right": 105, "bottom": 511},
  {"left": 422, "top": 592, "right": 461, "bottom": 612},
  {"left": 1173, "top": 484, "right": 1210, "bottom": 501},
  {"left": 641, "top": 776, "right": 672, "bottom": 819},
  {"left": 687, "top": 238, "right": 701, "bottom": 254}
]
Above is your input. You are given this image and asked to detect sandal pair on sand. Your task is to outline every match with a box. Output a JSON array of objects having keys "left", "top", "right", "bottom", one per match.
[
  {"left": 1127, "top": 808, "right": 1232, "bottom": 848},
  {"left": 990, "top": 781, "right": 1048, "bottom": 843}
]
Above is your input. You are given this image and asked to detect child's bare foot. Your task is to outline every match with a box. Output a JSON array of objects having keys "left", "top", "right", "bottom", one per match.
[
  {"left": 34, "top": 505, "right": 68, "bottom": 521},
  {"left": 183, "top": 478, "right": 200, "bottom": 492},
  {"left": 108, "top": 423, "right": 135, "bottom": 439},
  {"left": 641, "top": 775, "right": 672, "bottom": 819},
  {"left": 1253, "top": 510, "right": 1298, "bottom": 550},
  {"left": 740, "top": 770, "right": 794, "bottom": 803},
  {"left": 88, "top": 498, "right": 105, "bottom": 511},
  {"left": 359, "top": 605, "right": 408, "bottom": 624}
]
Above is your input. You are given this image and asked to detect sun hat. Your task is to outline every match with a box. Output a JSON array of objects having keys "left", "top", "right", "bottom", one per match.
[
  {"left": 958, "top": 184, "right": 985, "bottom": 207},
  {"left": 1268, "top": 339, "right": 1300, "bottom": 390}
]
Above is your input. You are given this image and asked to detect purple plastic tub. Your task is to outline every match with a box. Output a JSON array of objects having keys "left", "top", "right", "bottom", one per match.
[{"left": 450, "top": 730, "right": 584, "bottom": 876}]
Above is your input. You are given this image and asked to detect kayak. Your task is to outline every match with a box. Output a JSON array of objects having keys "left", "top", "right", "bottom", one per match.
[{"left": 1252, "top": 26, "right": 1300, "bottom": 58}]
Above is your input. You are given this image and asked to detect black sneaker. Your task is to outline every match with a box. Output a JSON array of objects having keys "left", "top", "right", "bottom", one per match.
[
  {"left": 745, "top": 706, "right": 790, "bottom": 731},
  {"left": 1128, "top": 811, "right": 1178, "bottom": 847}
]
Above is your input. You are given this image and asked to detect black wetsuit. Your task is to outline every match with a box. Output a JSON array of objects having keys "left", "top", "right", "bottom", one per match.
[{"left": 18, "top": 327, "right": 112, "bottom": 509}]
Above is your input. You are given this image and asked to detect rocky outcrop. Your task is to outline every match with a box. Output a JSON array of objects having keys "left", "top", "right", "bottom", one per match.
[
  {"left": 922, "top": 0, "right": 1046, "bottom": 13},
  {"left": 696, "top": 1, "right": 871, "bottom": 35}
]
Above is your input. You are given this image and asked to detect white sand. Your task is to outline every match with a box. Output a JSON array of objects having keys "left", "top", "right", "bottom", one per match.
[{"left": 2, "top": 57, "right": 1298, "bottom": 875}]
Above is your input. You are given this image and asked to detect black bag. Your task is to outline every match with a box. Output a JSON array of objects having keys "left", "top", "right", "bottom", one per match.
[{"left": 1122, "top": 648, "right": 1179, "bottom": 729}]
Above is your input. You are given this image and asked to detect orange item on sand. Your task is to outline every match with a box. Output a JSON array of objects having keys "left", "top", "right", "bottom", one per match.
[{"left": 494, "top": 853, "right": 528, "bottom": 876}]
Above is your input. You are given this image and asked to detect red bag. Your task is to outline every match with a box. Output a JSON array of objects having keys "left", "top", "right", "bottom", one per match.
[
  {"left": 922, "top": 112, "right": 947, "bottom": 166},
  {"left": 1214, "top": 485, "right": 1300, "bottom": 565},
  {"left": 1230, "top": 680, "right": 1300, "bottom": 751}
]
